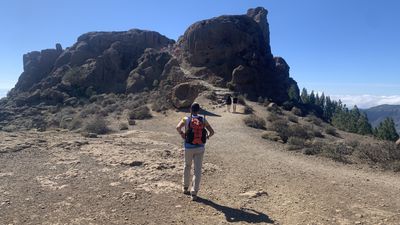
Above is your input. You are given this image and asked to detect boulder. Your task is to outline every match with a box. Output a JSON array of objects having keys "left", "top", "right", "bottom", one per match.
[{"left": 171, "top": 82, "right": 208, "bottom": 108}]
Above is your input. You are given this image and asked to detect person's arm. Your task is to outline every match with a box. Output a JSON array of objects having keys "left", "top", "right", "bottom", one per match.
[
  {"left": 205, "top": 121, "right": 215, "bottom": 139},
  {"left": 176, "top": 119, "right": 186, "bottom": 139}
]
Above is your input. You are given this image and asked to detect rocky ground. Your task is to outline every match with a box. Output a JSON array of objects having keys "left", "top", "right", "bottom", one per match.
[{"left": 1, "top": 101, "right": 400, "bottom": 225}]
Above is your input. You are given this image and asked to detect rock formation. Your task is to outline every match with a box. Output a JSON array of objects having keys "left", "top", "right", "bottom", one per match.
[
  {"left": 175, "top": 7, "right": 296, "bottom": 101},
  {"left": 4, "top": 7, "right": 298, "bottom": 108}
]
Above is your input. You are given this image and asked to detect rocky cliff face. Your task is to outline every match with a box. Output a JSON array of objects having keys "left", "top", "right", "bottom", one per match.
[
  {"left": 8, "top": 29, "right": 174, "bottom": 105},
  {"left": 175, "top": 7, "right": 296, "bottom": 101},
  {"left": 4, "top": 7, "right": 298, "bottom": 108}
]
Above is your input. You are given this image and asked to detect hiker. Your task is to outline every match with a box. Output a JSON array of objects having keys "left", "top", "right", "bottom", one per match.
[
  {"left": 232, "top": 95, "right": 238, "bottom": 113},
  {"left": 176, "top": 102, "right": 215, "bottom": 201},
  {"left": 225, "top": 94, "right": 232, "bottom": 112}
]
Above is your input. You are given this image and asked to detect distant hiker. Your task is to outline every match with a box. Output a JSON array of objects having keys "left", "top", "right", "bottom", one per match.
[
  {"left": 176, "top": 102, "right": 215, "bottom": 201},
  {"left": 225, "top": 94, "right": 232, "bottom": 112},
  {"left": 232, "top": 95, "right": 238, "bottom": 113}
]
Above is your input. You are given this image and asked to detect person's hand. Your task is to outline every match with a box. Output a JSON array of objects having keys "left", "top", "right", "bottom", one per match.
[{"left": 180, "top": 132, "right": 185, "bottom": 139}]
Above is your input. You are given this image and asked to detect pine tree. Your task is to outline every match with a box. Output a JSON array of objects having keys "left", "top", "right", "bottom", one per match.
[
  {"left": 309, "top": 91, "right": 316, "bottom": 105},
  {"left": 374, "top": 117, "right": 399, "bottom": 141},
  {"left": 300, "top": 88, "right": 309, "bottom": 104},
  {"left": 357, "top": 113, "right": 372, "bottom": 135},
  {"left": 287, "top": 84, "right": 300, "bottom": 102}
]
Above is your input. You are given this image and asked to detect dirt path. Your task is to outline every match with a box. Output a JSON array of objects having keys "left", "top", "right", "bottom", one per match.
[{"left": 1, "top": 102, "right": 400, "bottom": 224}]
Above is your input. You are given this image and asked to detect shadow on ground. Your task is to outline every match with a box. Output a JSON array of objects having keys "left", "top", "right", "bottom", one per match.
[{"left": 196, "top": 197, "right": 274, "bottom": 223}]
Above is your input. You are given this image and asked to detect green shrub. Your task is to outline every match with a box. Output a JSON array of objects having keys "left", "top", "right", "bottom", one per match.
[{"left": 243, "top": 115, "right": 266, "bottom": 129}]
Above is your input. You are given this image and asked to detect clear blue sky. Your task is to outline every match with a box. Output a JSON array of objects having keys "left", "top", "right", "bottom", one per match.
[{"left": 1, "top": 0, "right": 399, "bottom": 107}]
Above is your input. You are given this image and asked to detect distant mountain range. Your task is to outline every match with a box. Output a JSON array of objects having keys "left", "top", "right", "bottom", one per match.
[{"left": 363, "top": 104, "right": 400, "bottom": 133}]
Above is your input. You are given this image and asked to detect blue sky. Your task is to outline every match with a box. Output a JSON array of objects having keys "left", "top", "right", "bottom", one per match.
[{"left": 0, "top": 0, "right": 399, "bottom": 108}]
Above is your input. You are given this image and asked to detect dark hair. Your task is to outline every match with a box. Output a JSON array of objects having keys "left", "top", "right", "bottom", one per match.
[{"left": 191, "top": 102, "right": 200, "bottom": 112}]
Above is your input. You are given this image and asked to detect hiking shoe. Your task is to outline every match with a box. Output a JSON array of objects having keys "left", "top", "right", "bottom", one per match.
[
  {"left": 183, "top": 187, "right": 190, "bottom": 195},
  {"left": 191, "top": 194, "right": 198, "bottom": 201}
]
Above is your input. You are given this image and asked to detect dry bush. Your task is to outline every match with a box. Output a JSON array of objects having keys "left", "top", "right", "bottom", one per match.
[
  {"left": 2, "top": 125, "right": 17, "bottom": 132},
  {"left": 325, "top": 127, "right": 337, "bottom": 136},
  {"left": 80, "top": 104, "right": 101, "bottom": 118},
  {"left": 307, "top": 115, "right": 323, "bottom": 126},
  {"left": 68, "top": 116, "right": 83, "bottom": 130},
  {"left": 266, "top": 105, "right": 282, "bottom": 115},
  {"left": 288, "top": 115, "right": 298, "bottom": 123},
  {"left": 119, "top": 123, "right": 129, "bottom": 130},
  {"left": 243, "top": 115, "right": 266, "bottom": 129},
  {"left": 319, "top": 142, "right": 353, "bottom": 163},
  {"left": 287, "top": 137, "right": 307, "bottom": 150},
  {"left": 84, "top": 117, "right": 110, "bottom": 134},
  {"left": 270, "top": 119, "right": 289, "bottom": 142},
  {"left": 289, "top": 124, "right": 311, "bottom": 139},
  {"left": 151, "top": 97, "right": 171, "bottom": 112},
  {"left": 261, "top": 131, "right": 282, "bottom": 142},
  {"left": 291, "top": 107, "right": 303, "bottom": 116},
  {"left": 312, "top": 129, "right": 324, "bottom": 138},
  {"left": 128, "top": 106, "right": 152, "bottom": 120},
  {"left": 267, "top": 112, "right": 281, "bottom": 122},
  {"left": 243, "top": 105, "right": 254, "bottom": 114}
]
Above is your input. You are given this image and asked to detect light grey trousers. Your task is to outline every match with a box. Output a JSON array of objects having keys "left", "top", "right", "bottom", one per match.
[{"left": 183, "top": 146, "right": 205, "bottom": 195}]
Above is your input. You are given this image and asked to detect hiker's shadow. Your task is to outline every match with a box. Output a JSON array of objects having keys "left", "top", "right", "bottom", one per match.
[{"left": 196, "top": 197, "right": 274, "bottom": 223}]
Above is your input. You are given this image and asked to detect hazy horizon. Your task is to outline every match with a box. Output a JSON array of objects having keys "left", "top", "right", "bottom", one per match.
[{"left": 1, "top": 0, "right": 399, "bottom": 108}]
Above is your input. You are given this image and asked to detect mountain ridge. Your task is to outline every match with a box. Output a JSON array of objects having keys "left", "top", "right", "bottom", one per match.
[{"left": 363, "top": 104, "right": 400, "bottom": 132}]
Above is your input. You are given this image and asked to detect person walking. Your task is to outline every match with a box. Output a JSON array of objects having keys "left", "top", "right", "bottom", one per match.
[
  {"left": 176, "top": 102, "right": 215, "bottom": 201},
  {"left": 225, "top": 94, "right": 232, "bottom": 112},
  {"left": 232, "top": 95, "right": 238, "bottom": 113}
]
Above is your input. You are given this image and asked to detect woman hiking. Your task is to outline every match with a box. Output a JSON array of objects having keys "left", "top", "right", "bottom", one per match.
[{"left": 176, "top": 102, "right": 215, "bottom": 201}]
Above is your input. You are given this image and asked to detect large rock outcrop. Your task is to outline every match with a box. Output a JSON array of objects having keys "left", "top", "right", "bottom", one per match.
[
  {"left": 176, "top": 7, "right": 297, "bottom": 102},
  {"left": 6, "top": 7, "right": 298, "bottom": 107},
  {"left": 9, "top": 29, "right": 174, "bottom": 100}
]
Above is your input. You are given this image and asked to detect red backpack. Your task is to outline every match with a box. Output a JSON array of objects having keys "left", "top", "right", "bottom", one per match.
[{"left": 185, "top": 115, "right": 207, "bottom": 145}]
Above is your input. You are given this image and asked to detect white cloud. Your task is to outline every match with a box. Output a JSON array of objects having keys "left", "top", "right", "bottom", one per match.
[{"left": 330, "top": 94, "right": 400, "bottom": 109}]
